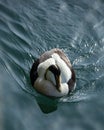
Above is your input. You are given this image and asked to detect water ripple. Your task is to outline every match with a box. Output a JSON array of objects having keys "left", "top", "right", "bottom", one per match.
[
  {"left": 0, "top": 2, "right": 21, "bottom": 22},
  {"left": 0, "top": 0, "right": 104, "bottom": 118}
]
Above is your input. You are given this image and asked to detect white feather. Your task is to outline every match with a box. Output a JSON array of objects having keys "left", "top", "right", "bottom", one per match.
[
  {"left": 34, "top": 78, "right": 69, "bottom": 97},
  {"left": 52, "top": 53, "right": 72, "bottom": 83},
  {"left": 37, "top": 58, "right": 55, "bottom": 77}
]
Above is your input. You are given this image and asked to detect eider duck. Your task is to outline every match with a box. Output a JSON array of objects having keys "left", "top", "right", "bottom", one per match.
[{"left": 30, "top": 48, "right": 76, "bottom": 97}]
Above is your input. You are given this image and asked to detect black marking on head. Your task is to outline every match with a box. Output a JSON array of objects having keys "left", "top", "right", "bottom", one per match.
[
  {"left": 48, "top": 65, "right": 61, "bottom": 91},
  {"left": 30, "top": 59, "right": 39, "bottom": 86},
  {"left": 48, "top": 65, "right": 61, "bottom": 77}
]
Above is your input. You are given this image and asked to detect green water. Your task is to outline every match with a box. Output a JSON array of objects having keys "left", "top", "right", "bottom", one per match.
[{"left": 0, "top": 0, "right": 104, "bottom": 130}]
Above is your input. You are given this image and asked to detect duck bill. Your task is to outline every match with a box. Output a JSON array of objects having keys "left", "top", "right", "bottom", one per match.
[{"left": 55, "top": 75, "right": 61, "bottom": 92}]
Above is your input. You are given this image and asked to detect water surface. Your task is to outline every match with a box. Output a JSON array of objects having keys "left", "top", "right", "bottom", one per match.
[{"left": 0, "top": 0, "right": 104, "bottom": 130}]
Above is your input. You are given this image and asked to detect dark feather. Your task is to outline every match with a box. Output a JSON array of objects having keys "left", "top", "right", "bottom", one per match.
[
  {"left": 30, "top": 59, "right": 39, "bottom": 86},
  {"left": 67, "top": 68, "right": 76, "bottom": 92}
]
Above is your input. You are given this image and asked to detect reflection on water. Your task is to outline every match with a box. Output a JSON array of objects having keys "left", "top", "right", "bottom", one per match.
[
  {"left": 35, "top": 95, "right": 58, "bottom": 113},
  {"left": 0, "top": 0, "right": 104, "bottom": 129}
]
